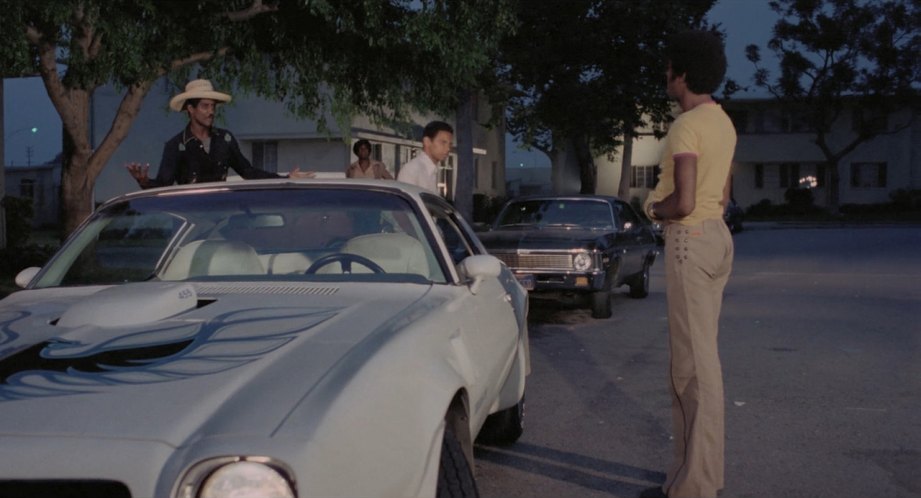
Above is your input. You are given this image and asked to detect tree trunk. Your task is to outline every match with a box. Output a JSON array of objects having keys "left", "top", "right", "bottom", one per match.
[
  {"left": 575, "top": 134, "right": 595, "bottom": 194},
  {"left": 618, "top": 128, "right": 634, "bottom": 200},
  {"left": 825, "top": 159, "right": 841, "bottom": 216},
  {"left": 454, "top": 90, "right": 475, "bottom": 221},
  {"left": 60, "top": 127, "right": 95, "bottom": 239},
  {"left": 50, "top": 81, "right": 151, "bottom": 237}
]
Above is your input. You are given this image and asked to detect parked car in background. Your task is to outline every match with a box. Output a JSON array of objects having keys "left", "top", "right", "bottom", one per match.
[
  {"left": 724, "top": 198, "right": 744, "bottom": 233},
  {"left": 478, "top": 195, "right": 658, "bottom": 319},
  {"left": 0, "top": 179, "right": 529, "bottom": 498}
]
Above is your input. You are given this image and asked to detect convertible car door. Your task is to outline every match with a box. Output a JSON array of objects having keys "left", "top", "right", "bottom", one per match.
[{"left": 424, "top": 198, "right": 519, "bottom": 419}]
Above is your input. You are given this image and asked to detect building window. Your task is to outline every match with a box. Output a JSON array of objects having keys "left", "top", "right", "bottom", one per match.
[
  {"left": 19, "top": 179, "right": 35, "bottom": 199},
  {"left": 850, "top": 162, "right": 887, "bottom": 188},
  {"left": 630, "top": 165, "right": 659, "bottom": 188},
  {"left": 754, "top": 164, "right": 764, "bottom": 189},
  {"left": 781, "top": 109, "right": 812, "bottom": 132},
  {"left": 252, "top": 141, "right": 278, "bottom": 173},
  {"left": 372, "top": 143, "right": 383, "bottom": 161},
  {"left": 779, "top": 163, "right": 800, "bottom": 188},
  {"left": 852, "top": 108, "right": 888, "bottom": 133}
]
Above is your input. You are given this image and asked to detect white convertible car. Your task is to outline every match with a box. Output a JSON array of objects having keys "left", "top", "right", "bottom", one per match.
[{"left": 0, "top": 179, "right": 529, "bottom": 498}]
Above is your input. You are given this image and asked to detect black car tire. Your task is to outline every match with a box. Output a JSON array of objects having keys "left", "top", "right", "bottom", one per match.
[
  {"left": 476, "top": 394, "right": 525, "bottom": 446},
  {"left": 629, "top": 262, "right": 650, "bottom": 299},
  {"left": 437, "top": 427, "right": 480, "bottom": 498},
  {"left": 590, "top": 290, "right": 612, "bottom": 319}
]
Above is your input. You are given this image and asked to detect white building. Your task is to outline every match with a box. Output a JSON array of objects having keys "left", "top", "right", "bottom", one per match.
[
  {"left": 586, "top": 99, "right": 921, "bottom": 211},
  {"left": 92, "top": 79, "right": 507, "bottom": 204}
]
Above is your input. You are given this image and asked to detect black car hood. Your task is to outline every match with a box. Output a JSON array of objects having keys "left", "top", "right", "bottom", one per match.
[{"left": 478, "top": 228, "right": 610, "bottom": 252}]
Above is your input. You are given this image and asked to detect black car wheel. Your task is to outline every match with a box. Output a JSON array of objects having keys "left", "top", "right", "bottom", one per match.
[
  {"left": 629, "top": 262, "right": 650, "bottom": 299},
  {"left": 590, "top": 290, "right": 612, "bottom": 319},
  {"left": 437, "top": 427, "right": 480, "bottom": 498},
  {"left": 476, "top": 394, "right": 525, "bottom": 446}
]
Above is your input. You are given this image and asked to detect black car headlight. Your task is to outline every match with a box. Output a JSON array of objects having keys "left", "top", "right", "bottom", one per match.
[
  {"left": 573, "top": 251, "right": 593, "bottom": 271},
  {"left": 177, "top": 457, "right": 296, "bottom": 498}
]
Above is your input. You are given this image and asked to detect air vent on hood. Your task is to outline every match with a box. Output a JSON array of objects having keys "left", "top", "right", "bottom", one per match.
[{"left": 196, "top": 283, "right": 339, "bottom": 296}]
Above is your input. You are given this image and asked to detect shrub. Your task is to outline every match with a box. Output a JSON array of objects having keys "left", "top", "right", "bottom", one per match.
[
  {"left": 0, "top": 243, "right": 56, "bottom": 277},
  {"left": 2, "top": 196, "right": 34, "bottom": 248},
  {"left": 473, "top": 193, "right": 508, "bottom": 224}
]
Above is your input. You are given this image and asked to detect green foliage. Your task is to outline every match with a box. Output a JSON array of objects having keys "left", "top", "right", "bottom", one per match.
[
  {"left": 890, "top": 189, "right": 921, "bottom": 210},
  {"left": 731, "top": 0, "right": 921, "bottom": 213},
  {"left": 472, "top": 193, "right": 507, "bottom": 224},
  {"left": 0, "top": 196, "right": 56, "bottom": 279},
  {"left": 500, "top": 1, "right": 715, "bottom": 163},
  {"left": 2, "top": 196, "right": 34, "bottom": 248},
  {"left": 784, "top": 186, "right": 815, "bottom": 210},
  {"left": 0, "top": 0, "right": 515, "bottom": 234}
]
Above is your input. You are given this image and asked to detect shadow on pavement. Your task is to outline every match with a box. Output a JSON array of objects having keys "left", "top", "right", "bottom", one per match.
[{"left": 474, "top": 442, "right": 665, "bottom": 496}]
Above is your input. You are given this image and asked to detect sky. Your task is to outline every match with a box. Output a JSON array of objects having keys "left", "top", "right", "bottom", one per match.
[{"left": 3, "top": 0, "right": 777, "bottom": 169}]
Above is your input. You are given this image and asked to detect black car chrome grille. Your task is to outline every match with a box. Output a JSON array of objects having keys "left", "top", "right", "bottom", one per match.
[
  {"left": 493, "top": 253, "right": 573, "bottom": 270},
  {"left": 0, "top": 480, "right": 132, "bottom": 498}
]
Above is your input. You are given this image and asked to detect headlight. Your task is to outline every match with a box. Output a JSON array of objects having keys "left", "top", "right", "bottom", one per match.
[
  {"left": 572, "top": 251, "right": 593, "bottom": 271},
  {"left": 177, "top": 457, "right": 296, "bottom": 498}
]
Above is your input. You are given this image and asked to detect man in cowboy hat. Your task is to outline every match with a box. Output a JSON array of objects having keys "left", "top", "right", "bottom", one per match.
[{"left": 126, "top": 79, "right": 312, "bottom": 188}]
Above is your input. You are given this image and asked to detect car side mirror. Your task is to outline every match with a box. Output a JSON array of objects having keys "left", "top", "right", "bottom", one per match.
[
  {"left": 457, "top": 255, "right": 501, "bottom": 295},
  {"left": 15, "top": 267, "right": 41, "bottom": 288}
]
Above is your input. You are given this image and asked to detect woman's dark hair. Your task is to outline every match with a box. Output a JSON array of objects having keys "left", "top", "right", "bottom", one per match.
[
  {"left": 666, "top": 30, "right": 727, "bottom": 95},
  {"left": 353, "top": 139, "right": 372, "bottom": 155}
]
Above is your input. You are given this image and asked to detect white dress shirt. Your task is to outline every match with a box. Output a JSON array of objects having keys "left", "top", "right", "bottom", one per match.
[{"left": 397, "top": 152, "right": 438, "bottom": 193}]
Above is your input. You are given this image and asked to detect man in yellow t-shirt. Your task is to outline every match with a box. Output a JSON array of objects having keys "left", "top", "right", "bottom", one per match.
[{"left": 640, "top": 31, "right": 736, "bottom": 498}]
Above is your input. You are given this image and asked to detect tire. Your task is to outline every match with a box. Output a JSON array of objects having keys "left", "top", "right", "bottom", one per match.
[
  {"left": 590, "top": 290, "right": 612, "bottom": 319},
  {"left": 437, "top": 427, "right": 480, "bottom": 498},
  {"left": 476, "top": 395, "right": 525, "bottom": 446},
  {"left": 629, "top": 262, "right": 650, "bottom": 299}
]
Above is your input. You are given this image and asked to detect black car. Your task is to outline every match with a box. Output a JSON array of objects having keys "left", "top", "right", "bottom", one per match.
[
  {"left": 724, "top": 199, "right": 744, "bottom": 233},
  {"left": 478, "top": 195, "right": 659, "bottom": 318}
]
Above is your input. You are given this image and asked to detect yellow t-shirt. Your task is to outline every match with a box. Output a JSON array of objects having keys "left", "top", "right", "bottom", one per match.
[{"left": 645, "top": 103, "right": 736, "bottom": 226}]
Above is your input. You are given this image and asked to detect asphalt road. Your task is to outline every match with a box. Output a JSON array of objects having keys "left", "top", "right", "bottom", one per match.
[{"left": 474, "top": 224, "right": 921, "bottom": 498}]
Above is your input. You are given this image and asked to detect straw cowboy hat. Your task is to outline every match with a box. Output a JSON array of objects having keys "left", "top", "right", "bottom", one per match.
[{"left": 169, "top": 79, "right": 232, "bottom": 112}]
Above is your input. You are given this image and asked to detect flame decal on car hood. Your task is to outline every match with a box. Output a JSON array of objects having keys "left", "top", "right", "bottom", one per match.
[{"left": 0, "top": 306, "right": 338, "bottom": 402}]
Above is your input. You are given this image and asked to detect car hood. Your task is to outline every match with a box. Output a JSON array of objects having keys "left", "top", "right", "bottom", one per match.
[
  {"left": 478, "top": 228, "right": 609, "bottom": 251},
  {"left": 0, "top": 281, "right": 431, "bottom": 448}
]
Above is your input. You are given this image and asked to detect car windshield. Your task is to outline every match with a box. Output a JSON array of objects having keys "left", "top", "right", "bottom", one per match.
[
  {"left": 494, "top": 199, "right": 615, "bottom": 230},
  {"left": 31, "top": 187, "right": 447, "bottom": 288}
]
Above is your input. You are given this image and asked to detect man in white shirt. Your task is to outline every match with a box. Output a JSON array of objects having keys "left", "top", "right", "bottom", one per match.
[{"left": 397, "top": 121, "right": 454, "bottom": 193}]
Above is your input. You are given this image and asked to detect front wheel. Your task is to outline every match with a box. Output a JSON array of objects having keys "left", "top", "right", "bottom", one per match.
[
  {"left": 437, "top": 427, "right": 480, "bottom": 498},
  {"left": 629, "top": 262, "right": 650, "bottom": 299},
  {"left": 590, "top": 290, "right": 612, "bottom": 319},
  {"left": 476, "top": 395, "right": 525, "bottom": 446}
]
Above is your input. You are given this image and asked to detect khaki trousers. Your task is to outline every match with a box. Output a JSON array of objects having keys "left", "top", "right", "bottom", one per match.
[{"left": 662, "top": 219, "right": 733, "bottom": 498}]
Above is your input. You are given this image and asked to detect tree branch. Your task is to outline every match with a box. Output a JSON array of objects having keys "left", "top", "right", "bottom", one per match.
[
  {"left": 223, "top": 0, "right": 279, "bottom": 22},
  {"left": 161, "top": 47, "right": 231, "bottom": 75},
  {"left": 89, "top": 80, "right": 154, "bottom": 179}
]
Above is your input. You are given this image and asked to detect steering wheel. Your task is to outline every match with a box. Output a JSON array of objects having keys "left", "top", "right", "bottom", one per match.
[{"left": 304, "top": 253, "right": 386, "bottom": 274}]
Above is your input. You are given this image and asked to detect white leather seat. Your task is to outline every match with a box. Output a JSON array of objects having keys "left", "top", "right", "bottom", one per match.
[
  {"left": 331, "top": 233, "right": 430, "bottom": 277},
  {"left": 162, "top": 240, "right": 265, "bottom": 279}
]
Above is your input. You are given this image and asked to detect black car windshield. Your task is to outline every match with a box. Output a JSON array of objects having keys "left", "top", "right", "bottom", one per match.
[
  {"left": 32, "top": 187, "right": 447, "bottom": 288},
  {"left": 495, "top": 199, "right": 615, "bottom": 230}
]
